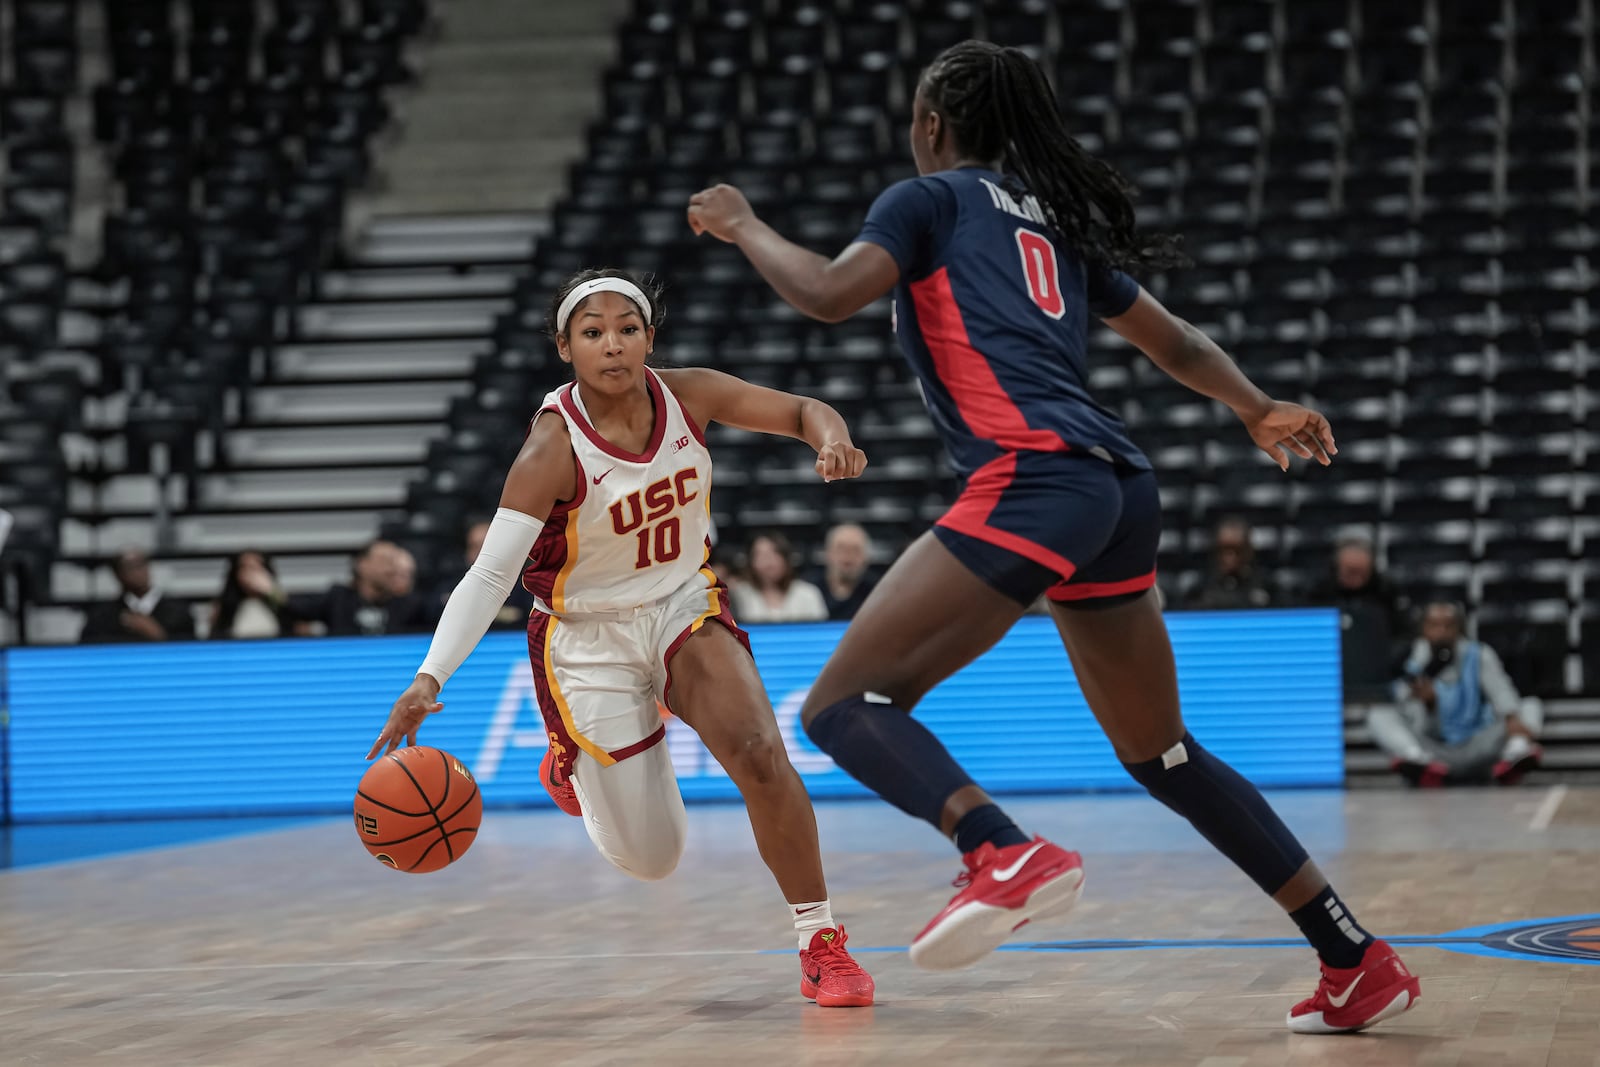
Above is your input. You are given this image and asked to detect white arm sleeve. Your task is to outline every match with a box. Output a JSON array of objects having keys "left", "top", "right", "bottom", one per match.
[{"left": 418, "top": 507, "right": 546, "bottom": 688}]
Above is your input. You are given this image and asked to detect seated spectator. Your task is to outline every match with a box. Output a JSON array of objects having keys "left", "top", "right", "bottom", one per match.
[
  {"left": 1367, "top": 601, "right": 1544, "bottom": 786},
  {"left": 80, "top": 547, "right": 195, "bottom": 643},
  {"left": 731, "top": 532, "right": 827, "bottom": 623},
  {"left": 294, "top": 539, "right": 438, "bottom": 636},
  {"left": 209, "top": 550, "right": 294, "bottom": 639},
  {"left": 391, "top": 542, "right": 419, "bottom": 598},
  {"left": 1307, "top": 535, "right": 1409, "bottom": 702},
  {"left": 808, "top": 523, "right": 878, "bottom": 620},
  {"left": 1183, "top": 517, "right": 1274, "bottom": 609},
  {"left": 440, "top": 518, "right": 534, "bottom": 629}
]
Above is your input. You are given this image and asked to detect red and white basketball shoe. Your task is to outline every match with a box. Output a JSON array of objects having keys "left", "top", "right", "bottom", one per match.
[
  {"left": 540, "top": 747, "right": 582, "bottom": 817},
  {"left": 799, "top": 927, "right": 875, "bottom": 1007},
  {"left": 1286, "top": 939, "right": 1421, "bottom": 1033},
  {"left": 909, "top": 837, "right": 1084, "bottom": 971}
]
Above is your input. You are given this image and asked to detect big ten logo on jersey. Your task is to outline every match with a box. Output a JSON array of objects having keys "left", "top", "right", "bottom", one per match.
[
  {"left": 670, "top": 434, "right": 691, "bottom": 453},
  {"left": 609, "top": 466, "right": 699, "bottom": 570}
]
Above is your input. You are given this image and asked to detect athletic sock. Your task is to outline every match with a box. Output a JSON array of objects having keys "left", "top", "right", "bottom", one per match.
[
  {"left": 1290, "top": 885, "right": 1374, "bottom": 969},
  {"left": 793, "top": 899, "right": 834, "bottom": 950},
  {"left": 804, "top": 693, "right": 979, "bottom": 829},
  {"left": 951, "top": 803, "right": 1030, "bottom": 855}
]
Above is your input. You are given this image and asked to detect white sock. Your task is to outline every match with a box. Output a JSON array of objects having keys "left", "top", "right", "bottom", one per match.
[{"left": 792, "top": 899, "right": 834, "bottom": 950}]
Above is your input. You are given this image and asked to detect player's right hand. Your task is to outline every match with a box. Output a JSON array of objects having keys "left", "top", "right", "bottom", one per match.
[
  {"left": 1240, "top": 401, "right": 1337, "bottom": 471},
  {"left": 687, "top": 184, "right": 754, "bottom": 242},
  {"left": 815, "top": 441, "right": 868, "bottom": 482},
  {"left": 367, "top": 674, "right": 444, "bottom": 759}
]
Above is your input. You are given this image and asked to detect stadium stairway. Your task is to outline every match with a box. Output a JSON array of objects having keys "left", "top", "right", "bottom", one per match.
[{"left": 43, "top": 213, "right": 543, "bottom": 641}]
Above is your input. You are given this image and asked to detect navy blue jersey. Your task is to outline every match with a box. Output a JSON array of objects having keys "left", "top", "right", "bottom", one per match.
[{"left": 855, "top": 167, "right": 1150, "bottom": 477}]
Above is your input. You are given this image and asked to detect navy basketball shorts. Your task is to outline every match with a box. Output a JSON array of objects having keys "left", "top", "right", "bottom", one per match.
[{"left": 933, "top": 451, "right": 1161, "bottom": 609}]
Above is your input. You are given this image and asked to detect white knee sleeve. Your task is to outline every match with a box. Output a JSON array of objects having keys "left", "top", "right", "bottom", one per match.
[{"left": 572, "top": 746, "right": 687, "bottom": 882}]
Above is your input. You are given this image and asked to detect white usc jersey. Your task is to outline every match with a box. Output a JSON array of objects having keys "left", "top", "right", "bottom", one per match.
[{"left": 522, "top": 369, "right": 715, "bottom": 615}]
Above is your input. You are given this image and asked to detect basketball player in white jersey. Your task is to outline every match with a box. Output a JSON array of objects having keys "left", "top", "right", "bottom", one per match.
[{"left": 368, "top": 268, "right": 875, "bottom": 1007}]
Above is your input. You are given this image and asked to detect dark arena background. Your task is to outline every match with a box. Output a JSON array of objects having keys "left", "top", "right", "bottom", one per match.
[{"left": 0, "top": 0, "right": 1597, "bottom": 1064}]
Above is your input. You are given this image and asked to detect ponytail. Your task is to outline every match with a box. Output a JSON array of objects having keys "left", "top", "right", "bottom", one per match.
[{"left": 920, "top": 41, "right": 1188, "bottom": 273}]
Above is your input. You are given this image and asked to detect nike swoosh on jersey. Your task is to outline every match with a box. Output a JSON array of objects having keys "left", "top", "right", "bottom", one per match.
[
  {"left": 1326, "top": 972, "right": 1365, "bottom": 1008},
  {"left": 990, "top": 842, "right": 1047, "bottom": 883},
  {"left": 592, "top": 467, "right": 616, "bottom": 485}
]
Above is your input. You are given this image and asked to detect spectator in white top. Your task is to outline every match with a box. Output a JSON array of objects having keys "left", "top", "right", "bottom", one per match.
[
  {"left": 209, "top": 550, "right": 294, "bottom": 639},
  {"left": 732, "top": 532, "right": 828, "bottom": 623}
]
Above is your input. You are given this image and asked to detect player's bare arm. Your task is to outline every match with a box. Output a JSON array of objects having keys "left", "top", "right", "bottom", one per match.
[
  {"left": 496, "top": 412, "right": 578, "bottom": 520},
  {"left": 1104, "top": 289, "right": 1338, "bottom": 472},
  {"left": 366, "top": 414, "right": 577, "bottom": 759},
  {"left": 686, "top": 184, "right": 900, "bottom": 323},
  {"left": 659, "top": 367, "right": 867, "bottom": 483}
]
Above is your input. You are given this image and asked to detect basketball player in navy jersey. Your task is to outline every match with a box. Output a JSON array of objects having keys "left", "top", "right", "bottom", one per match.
[{"left": 688, "top": 40, "right": 1420, "bottom": 1032}]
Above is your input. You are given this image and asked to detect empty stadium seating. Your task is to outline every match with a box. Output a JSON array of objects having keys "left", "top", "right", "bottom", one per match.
[
  {"left": 30, "top": 0, "right": 433, "bottom": 638},
  {"left": 1, "top": 0, "right": 80, "bottom": 638},
  {"left": 10, "top": 0, "right": 1600, "bottom": 755},
  {"left": 382, "top": 0, "right": 1597, "bottom": 707}
]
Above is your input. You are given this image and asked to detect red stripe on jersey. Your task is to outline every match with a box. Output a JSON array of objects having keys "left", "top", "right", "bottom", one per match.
[
  {"left": 659, "top": 570, "right": 751, "bottom": 715},
  {"left": 520, "top": 450, "right": 586, "bottom": 600},
  {"left": 936, "top": 453, "right": 1078, "bottom": 577},
  {"left": 1047, "top": 569, "right": 1157, "bottom": 602},
  {"left": 525, "top": 612, "right": 581, "bottom": 780},
  {"left": 910, "top": 268, "right": 1071, "bottom": 454},
  {"left": 559, "top": 370, "right": 669, "bottom": 463},
  {"left": 608, "top": 723, "right": 667, "bottom": 761}
]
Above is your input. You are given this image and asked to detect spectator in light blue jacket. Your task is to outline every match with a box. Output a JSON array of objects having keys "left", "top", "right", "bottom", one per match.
[{"left": 1367, "top": 601, "right": 1543, "bottom": 786}]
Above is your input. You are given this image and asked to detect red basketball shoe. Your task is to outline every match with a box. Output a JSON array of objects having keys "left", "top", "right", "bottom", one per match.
[
  {"left": 1286, "top": 939, "right": 1421, "bottom": 1033},
  {"left": 540, "top": 746, "right": 581, "bottom": 817},
  {"left": 910, "top": 837, "right": 1084, "bottom": 971},
  {"left": 799, "top": 926, "right": 875, "bottom": 1007}
]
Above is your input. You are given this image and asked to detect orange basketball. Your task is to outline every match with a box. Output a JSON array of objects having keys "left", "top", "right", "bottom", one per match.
[{"left": 353, "top": 746, "right": 482, "bottom": 873}]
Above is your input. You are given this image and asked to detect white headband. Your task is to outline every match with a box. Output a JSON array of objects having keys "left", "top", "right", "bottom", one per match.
[{"left": 555, "top": 277, "right": 653, "bottom": 334}]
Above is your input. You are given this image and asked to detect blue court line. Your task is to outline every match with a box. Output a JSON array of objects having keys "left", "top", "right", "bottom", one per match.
[
  {"left": 763, "top": 929, "right": 1600, "bottom": 965},
  {"left": 762, "top": 935, "right": 1481, "bottom": 956},
  {"left": 1006, "top": 935, "right": 1491, "bottom": 952}
]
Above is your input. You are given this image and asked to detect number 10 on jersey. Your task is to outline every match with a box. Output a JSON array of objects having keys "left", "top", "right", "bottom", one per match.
[{"left": 634, "top": 517, "right": 681, "bottom": 569}]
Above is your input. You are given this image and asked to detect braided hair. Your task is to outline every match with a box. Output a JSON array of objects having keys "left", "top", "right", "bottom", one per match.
[{"left": 918, "top": 41, "right": 1187, "bottom": 273}]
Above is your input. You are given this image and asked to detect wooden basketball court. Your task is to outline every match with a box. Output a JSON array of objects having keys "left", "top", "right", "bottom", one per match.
[{"left": 3, "top": 786, "right": 1596, "bottom": 1066}]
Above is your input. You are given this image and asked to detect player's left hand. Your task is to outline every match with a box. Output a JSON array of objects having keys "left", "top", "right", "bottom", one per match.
[
  {"left": 815, "top": 441, "right": 868, "bottom": 482},
  {"left": 367, "top": 674, "right": 444, "bottom": 759},
  {"left": 687, "top": 184, "right": 754, "bottom": 242},
  {"left": 1241, "top": 401, "right": 1337, "bottom": 471}
]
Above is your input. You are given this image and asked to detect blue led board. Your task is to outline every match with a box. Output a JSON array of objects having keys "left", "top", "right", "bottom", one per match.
[{"left": 5, "top": 610, "right": 1341, "bottom": 820}]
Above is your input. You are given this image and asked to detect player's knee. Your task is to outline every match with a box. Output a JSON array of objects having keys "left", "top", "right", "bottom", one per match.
[
  {"left": 721, "top": 727, "right": 788, "bottom": 787},
  {"left": 606, "top": 823, "right": 685, "bottom": 882},
  {"left": 799, "top": 694, "right": 825, "bottom": 732},
  {"left": 1121, "top": 732, "right": 1199, "bottom": 809},
  {"left": 800, "top": 684, "right": 852, "bottom": 727},
  {"left": 610, "top": 849, "right": 680, "bottom": 882},
  {"left": 802, "top": 687, "right": 914, "bottom": 738},
  {"left": 799, "top": 692, "right": 837, "bottom": 735}
]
